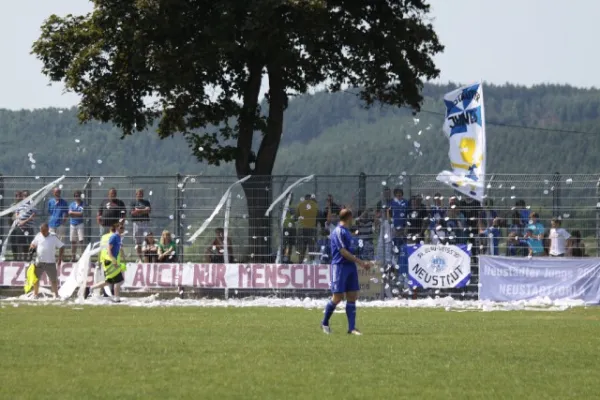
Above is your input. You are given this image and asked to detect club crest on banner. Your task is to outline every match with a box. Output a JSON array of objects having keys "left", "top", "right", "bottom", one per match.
[
  {"left": 436, "top": 82, "right": 486, "bottom": 201},
  {"left": 407, "top": 244, "right": 471, "bottom": 289}
]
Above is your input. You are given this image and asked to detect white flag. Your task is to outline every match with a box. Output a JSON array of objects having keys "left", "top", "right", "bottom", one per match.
[{"left": 436, "top": 82, "right": 486, "bottom": 201}]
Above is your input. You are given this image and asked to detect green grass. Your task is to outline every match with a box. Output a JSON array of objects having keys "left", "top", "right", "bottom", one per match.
[{"left": 1, "top": 305, "right": 599, "bottom": 399}]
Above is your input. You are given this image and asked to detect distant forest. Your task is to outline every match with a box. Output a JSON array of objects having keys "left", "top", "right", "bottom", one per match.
[{"left": 1, "top": 83, "right": 599, "bottom": 177}]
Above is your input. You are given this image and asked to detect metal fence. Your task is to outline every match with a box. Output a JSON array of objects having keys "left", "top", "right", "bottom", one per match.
[{"left": 1, "top": 173, "right": 599, "bottom": 296}]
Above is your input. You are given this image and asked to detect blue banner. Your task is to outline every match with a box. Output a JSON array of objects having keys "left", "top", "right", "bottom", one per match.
[
  {"left": 407, "top": 244, "right": 472, "bottom": 289},
  {"left": 479, "top": 256, "right": 600, "bottom": 303}
]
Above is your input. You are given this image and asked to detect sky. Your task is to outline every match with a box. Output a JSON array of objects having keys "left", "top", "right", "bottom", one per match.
[{"left": 0, "top": 0, "right": 598, "bottom": 110}]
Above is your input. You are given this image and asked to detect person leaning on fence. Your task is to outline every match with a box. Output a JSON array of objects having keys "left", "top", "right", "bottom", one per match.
[
  {"left": 130, "top": 188, "right": 151, "bottom": 263},
  {"left": 90, "top": 222, "right": 126, "bottom": 302},
  {"left": 47, "top": 187, "right": 69, "bottom": 242},
  {"left": 205, "top": 228, "right": 233, "bottom": 263},
  {"left": 567, "top": 230, "right": 585, "bottom": 257},
  {"left": 29, "top": 223, "right": 65, "bottom": 299},
  {"left": 96, "top": 188, "right": 127, "bottom": 235},
  {"left": 142, "top": 232, "right": 159, "bottom": 263}
]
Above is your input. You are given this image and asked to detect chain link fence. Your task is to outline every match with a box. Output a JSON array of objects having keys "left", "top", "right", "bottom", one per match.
[{"left": 1, "top": 173, "right": 598, "bottom": 297}]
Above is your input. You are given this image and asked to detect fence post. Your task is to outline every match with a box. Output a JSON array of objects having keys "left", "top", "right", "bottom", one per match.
[
  {"left": 359, "top": 173, "right": 366, "bottom": 213},
  {"left": 552, "top": 172, "right": 561, "bottom": 217},
  {"left": 175, "top": 174, "right": 183, "bottom": 262}
]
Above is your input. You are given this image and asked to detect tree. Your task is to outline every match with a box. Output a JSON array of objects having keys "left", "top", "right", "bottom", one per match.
[{"left": 33, "top": 0, "right": 443, "bottom": 261}]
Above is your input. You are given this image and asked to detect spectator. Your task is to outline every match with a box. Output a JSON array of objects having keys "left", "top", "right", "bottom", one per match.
[
  {"left": 47, "top": 187, "right": 69, "bottom": 242},
  {"left": 390, "top": 188, "right": 408, "bottom": 266},
  {"left": 459, "top": 196, "right": 481, "bottom": 249},
  {"left": 96, "top": 188, "right": 127, "bottom": 235},
  {"left": 316, "top": 229, "right": 332, "bottom": 264},
  {"left": 295, "top": 194, "right": 318, "bottom": 263},
  {"left": 29, "top": 222, "right": 65, "bottom": 298},
  {"left": 445, "top": 199, "right": 465, "bottom": 245},
  {"left": 374, "top": 186, "right": 394, "bottom": 226},
  {"left": 549, "top": 218, "right": 570, "bottom": 257},
  {"left": 428, "top": 192, "right": 446, "bottom": 245},
  {"left": 480, "top": 198, "right": 498, "bottom": 228},
  {"left": 205, "top": 228, "right": 233, "bottom": 263},
  {"left": 142, "top": 232, "right": 159, "bottom": 263},
  {"left": 158, "top": 230, "right": 177, "bottom": 262},
  {"left": 508, "top": 210, "right": 524, "bottom": 236},
  {"left": 9, "top": 191, "right": 23, "bottom": 260},
  {"left": 480, "top": 217, "right": 501, "bottom": 256},
  {"left": 515, "top": 200, "right": 530, "bottom": 225},
  {"left": 526, "top": 212, "right": 544, "bottom": 243},
  {"left": 506, "top": 232, "right": 528, "bottom": 257},
  {"left": 524, "top": 228, "right": 545, "bottom": 257},
  {"left": 354, "top": 209, "right": 374, "bottom": 260},
  {"left": 15, "top": 190, "right": 37, "bottom": 262},
  {"left": 325, "top": 194, "right": 341, "bottom": 217},
  {"left": 324, "top": 199, "right": 339, "bottom": 235},
  {"left": 68, "top": 190, "right": 86, "bottom": 262},
  {"left": 567, "top": 230, "right": 585, "bottom": 257},
  {"left": 407, "top": 195, "right": 428, "bottom": 243},
  {"left": 282, "top": 207, "right": 296, "bottom": 264},
  {"left": 130, "top": 188, "right": 151, "bottom": 263}
]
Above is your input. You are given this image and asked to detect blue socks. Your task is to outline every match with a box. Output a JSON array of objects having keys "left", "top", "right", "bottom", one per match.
[
  {"left": 322, "top": 300, "right": 337, "bottom": 326},
  {"left": 346, "top": 302, "right": 357, "bottom": 331}
]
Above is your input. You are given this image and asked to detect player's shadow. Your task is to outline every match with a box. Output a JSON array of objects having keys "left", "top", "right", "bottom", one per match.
[{"left": 366, "top": 332, "right": 429, "bottom": 336}]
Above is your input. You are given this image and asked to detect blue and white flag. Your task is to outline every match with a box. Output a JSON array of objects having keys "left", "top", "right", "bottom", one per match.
[
  {"left": 407, "top": 244, "right": 471, "bottom": 289},
  {"left": 436, "top": 82, "right": 486, "bottom": 201}
]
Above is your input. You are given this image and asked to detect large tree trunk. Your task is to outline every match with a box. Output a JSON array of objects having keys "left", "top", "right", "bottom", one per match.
[
  {"left": 236, "top": 62, "right": 286, "bottom": 263},
  {"left": 242, "top": 176, "right": 273, "bottom": 263}
]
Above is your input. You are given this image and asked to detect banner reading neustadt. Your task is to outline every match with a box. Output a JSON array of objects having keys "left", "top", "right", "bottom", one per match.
[{"left": 407, "top": 244, "right": 471, "bottom": 289}]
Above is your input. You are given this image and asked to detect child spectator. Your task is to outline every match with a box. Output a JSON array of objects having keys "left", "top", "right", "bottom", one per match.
[
  {"left": 157, "top": 230, "right": 177, "bottom": 262},
  {"left": 549, "top": 218, "right": 570, "bottom": 257},
  {"left": 508, "top": 210, "right": 524, "bottom": 236},
  {"left": 567, "top": 230, "right": 586, "bottom": 257},
  {"left": 68, "top": 190, "right": 86, "bottom": 261},
  {"left": 142, "top": 232, "right": 158, "bottom": 263},
  {"left": 524, "top": 228, "right": 545, "bottom": 257}
]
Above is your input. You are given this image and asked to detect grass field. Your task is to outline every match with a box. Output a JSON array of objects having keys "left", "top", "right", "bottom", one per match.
[{"left": 1, "top": 304, "right": 599, "bottom": 399}]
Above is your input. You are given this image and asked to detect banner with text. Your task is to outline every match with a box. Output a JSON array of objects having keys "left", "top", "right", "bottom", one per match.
[
  {"left": 0, "top": 262, "right": 381, "bottom": 297},
  {"left": 407, "top": 244, "right": 472, "bottom": 289},
  {"left": 479, "top": 256, "right": 600, "bottom": 303}
]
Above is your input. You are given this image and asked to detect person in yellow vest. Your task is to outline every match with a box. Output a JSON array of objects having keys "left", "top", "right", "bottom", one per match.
[{"left": 90, "top": 222, "right": 126, "bottom": 302}]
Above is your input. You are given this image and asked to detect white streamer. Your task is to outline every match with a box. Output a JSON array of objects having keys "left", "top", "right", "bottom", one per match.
[
  {"left": 275, "top": 193, "right": 293, "bottom": 264},
  {"left": 264, "top": 174, "right": 314, "bottom": 216},
  {"left": 187, "top": 175, "right": 251, "bottom": 243},
  {"left": 223, "top": 192, "right": 232, "bottom": 263}
]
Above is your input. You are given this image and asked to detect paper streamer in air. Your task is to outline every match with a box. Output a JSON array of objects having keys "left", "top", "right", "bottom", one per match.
[
  {"left": 264, "top": 174, "right": 314, "bottom": 216},
  {"left": 187, "top": 175, "right": 251, "bottom": 243},
  {"left": 223, "top": 192, "right": 232, "bottom": 263}
]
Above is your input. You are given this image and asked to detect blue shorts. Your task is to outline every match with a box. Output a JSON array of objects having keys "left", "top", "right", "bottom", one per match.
[{"left": 330, "top": 264, "right": 360, "bottom": 294}]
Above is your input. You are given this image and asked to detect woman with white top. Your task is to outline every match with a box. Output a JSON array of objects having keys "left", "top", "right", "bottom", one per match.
[{"left": 549, "top": 218, "right": 570, "bottom": 257}]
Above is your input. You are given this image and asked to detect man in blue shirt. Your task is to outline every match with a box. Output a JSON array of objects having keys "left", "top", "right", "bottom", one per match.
[
  {"left": 48, "top": 187, "right": 69, "bottom": 242},
  {"left": 390, "top": 188, "right": 408, "bottom": 275},
  {"left": 480, "top": 217, "right": 501, "bottom": 255},
  {"left": 68, "top": 190, "right": 86, "bottom": 261},
  {"left": 322, "top": 209, "right": 370, "bottom": 336},
  {"left": 428, "top": 192, "right": 446, "bottom": 245}
]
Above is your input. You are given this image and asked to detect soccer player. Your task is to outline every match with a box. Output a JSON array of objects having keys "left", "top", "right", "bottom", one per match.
[{"left": 321, "top": 209, "right": 370, "bottom": 335}]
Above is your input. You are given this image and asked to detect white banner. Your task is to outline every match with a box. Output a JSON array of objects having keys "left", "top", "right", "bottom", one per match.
[
  {"left": 407, "top": 244, "right": 472, "bottom": 288},
  {"left": 0, "top": 262, "right": 330, "bottom": 290},
  {"left": 436, "top": 82, "right": 486, "bottom": 201}
]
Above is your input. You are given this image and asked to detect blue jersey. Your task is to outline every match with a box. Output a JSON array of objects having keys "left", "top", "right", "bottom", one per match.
[
  {"left": 48, "top": 198, "right": 69, "bottom": 228},
  {"left": 429, "top": 205, "right": 446, "bottom": 230},
  {"left": 391, "top": 198, "right": 408, "bottom": 230},
  {"left": 108, "top": 233, "right": 122, "bottom": 259},
  {"left": 69, "top": 201, "right": 86, "bottom": 226},
  {"left": 483, "top": 227, "right": 501, "bottom": 255},
  {"left": 330, "top": 224, "right": 355, "bottom": 266}
]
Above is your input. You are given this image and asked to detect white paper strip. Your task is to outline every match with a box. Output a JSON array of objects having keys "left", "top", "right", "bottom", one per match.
[{"left": 265, "top": 174, "right": 314, "bottom": 216}]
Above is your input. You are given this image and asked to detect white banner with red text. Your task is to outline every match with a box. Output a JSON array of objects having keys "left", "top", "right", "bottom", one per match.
[{"left": 0, "top": 262, "right": 340, "bottom": 290}]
